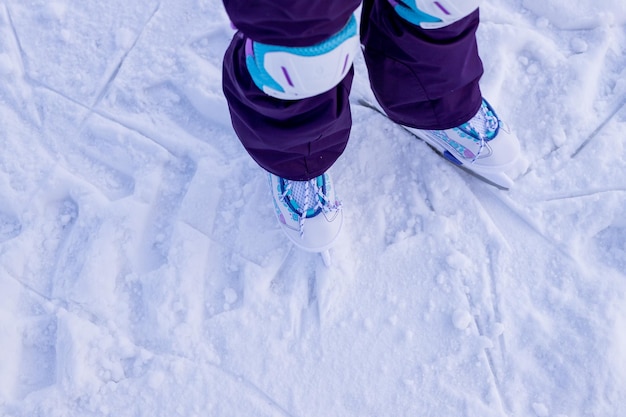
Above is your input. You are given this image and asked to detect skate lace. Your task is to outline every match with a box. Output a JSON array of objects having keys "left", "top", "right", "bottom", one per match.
[
  {"left": 280, "top": 176, "right": 341, "bottom": 237},
  {"left": 463, "top": 101, "right": 500, "bottom": 163}
]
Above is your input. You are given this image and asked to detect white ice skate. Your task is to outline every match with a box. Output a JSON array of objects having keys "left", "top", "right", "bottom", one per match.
[
  {"left": 268, "top": 172, "right": 343, "bottom": 264},
  {"left": 404, "top": 99, "right": 528, "bottom": 189}
]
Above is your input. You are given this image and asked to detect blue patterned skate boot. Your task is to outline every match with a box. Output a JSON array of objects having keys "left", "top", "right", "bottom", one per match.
[
  {"left": 268, "top": 172, "right": 343, "bottom": 253},
  {"left": 405, "top": 99, "right": 528, "bottom": 189}
]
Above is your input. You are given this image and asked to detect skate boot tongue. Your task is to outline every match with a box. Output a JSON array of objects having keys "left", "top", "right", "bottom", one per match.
[{"left": 459, "top": 101, "right": 500, "bottom": 142}]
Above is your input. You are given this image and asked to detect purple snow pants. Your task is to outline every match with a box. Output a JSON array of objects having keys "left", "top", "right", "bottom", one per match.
[{"left": 222, "top": 0, "right": 484, "bottom": 181}]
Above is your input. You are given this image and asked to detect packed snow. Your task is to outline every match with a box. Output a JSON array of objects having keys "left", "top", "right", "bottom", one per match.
[{"left": 1, "top": 0, "right": 625, "bottom": 416}]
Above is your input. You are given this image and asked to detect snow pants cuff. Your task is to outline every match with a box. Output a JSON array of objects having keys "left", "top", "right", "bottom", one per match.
[
  {"left": 222, "top": 32, "right": 354, "bottom": 181},
  {"left": 361, "top": 1, "right": 484, "bottom": 130}
]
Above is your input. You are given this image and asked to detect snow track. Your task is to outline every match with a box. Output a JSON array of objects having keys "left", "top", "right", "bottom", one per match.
[{"left": 1, "top": 0, "right": 625, "bottom": 416}]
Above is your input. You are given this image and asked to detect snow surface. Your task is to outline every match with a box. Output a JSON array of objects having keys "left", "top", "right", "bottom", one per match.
[{"left": 1, "top": 0, "right": 625, "bottom": 416}]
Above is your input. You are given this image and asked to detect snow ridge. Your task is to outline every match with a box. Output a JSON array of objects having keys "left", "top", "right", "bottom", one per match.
[{"left": 1, "top": 1, "right": 625, "bottom": 416}]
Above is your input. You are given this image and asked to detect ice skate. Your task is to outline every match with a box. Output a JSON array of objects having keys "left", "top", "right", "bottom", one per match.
[
  {"left": 268, "top": 172, "right": 343, "bottom": 254},
  {"left": 404, "top": 99, "right": 528, "bottom": 189}
]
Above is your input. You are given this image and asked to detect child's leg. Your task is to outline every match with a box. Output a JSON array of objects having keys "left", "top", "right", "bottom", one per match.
[
  {"left": 361, "top": 0, "right": 484, "bottom": 130},
  {"left": 361, "top": 1, "right": 527, "bottom": 189},
  {"left": 222, "top": 1, "right": 361, "bottom": 181}
]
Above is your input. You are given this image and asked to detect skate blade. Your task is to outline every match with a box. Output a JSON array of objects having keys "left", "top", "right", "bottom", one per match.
[{"left": 320, "top": 250, "right": 332, "bottom": 267}]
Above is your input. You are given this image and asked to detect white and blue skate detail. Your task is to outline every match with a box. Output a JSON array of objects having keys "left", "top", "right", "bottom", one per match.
[
  {"left": 245, "top": 15, "right": 359, "bottom": 100},
  {"left": 358, "top": 97, "right": 528, "bottom": 189},
  {"left": 406, "top": 99, "right": 527, "bottom": 189},
  {"left": 435, "top": 99, "right": 499, "bottom": 166},
  {"left": 268, "top": 173, "right": 343, "bottom": 266},
  {"left": 389, "top": 0, "right": 481, "bottom": 29}
]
